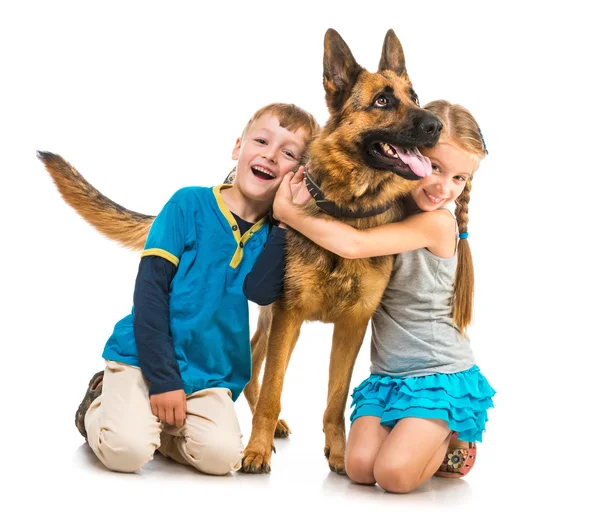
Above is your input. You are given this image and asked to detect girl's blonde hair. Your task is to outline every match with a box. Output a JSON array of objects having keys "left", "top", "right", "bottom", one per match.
[{"left": 423, "top": 100, "right": 487, "bottom": 334}]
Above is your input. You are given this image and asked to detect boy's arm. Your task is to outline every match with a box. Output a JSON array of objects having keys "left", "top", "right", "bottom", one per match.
[
  {"left": 243, "top": 225, "right": 287, "bottom": 305},
  {"left": 134, "top": 256, "right": 187, "bottom": 427},
  {"left": 133, "top": 256, "right": 183, "bottom": 393},
  {"left": 134, "top": 191, "right": 191, "bottom": 427}
]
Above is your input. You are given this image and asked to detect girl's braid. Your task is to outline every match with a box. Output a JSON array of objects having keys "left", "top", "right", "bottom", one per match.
[{"left": 455, "top": 178, "right": 471, "bottom": 233}]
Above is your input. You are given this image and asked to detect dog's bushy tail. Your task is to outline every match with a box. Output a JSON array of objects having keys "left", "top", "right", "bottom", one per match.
[{"left": 37, "top": 151, "right": 154, "bottom": 251}]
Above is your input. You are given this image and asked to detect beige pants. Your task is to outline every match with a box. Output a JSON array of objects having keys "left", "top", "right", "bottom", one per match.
[{"left": 85, "top": 360, "right": 244, "bottom": 475}]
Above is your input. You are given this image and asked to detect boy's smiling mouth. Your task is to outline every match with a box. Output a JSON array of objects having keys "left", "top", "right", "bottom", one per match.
[{"left": 251, "top": 165, "right": 277, "bottom": 181}]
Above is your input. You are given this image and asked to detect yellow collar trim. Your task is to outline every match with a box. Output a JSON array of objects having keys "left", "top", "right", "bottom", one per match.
[{"left": 212, "top": 184, "right": 269, "bottom": 268}]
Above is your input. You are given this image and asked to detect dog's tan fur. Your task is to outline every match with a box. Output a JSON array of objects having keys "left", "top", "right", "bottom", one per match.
[{"left": 38, "top": 29, "right": 441, "bottom": 475}]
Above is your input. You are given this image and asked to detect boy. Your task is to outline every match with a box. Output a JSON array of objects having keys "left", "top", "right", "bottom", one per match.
[{"left": 75, "top": 103, "right": 319, "bottom": 475}]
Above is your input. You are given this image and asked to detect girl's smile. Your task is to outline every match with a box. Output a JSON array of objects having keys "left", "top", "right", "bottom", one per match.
[
  {"left": 411, "top": 142, "right": 477, "bottom": 212},
  {"left": 423, "top": 189, "right": 447, "bottom": 205}
]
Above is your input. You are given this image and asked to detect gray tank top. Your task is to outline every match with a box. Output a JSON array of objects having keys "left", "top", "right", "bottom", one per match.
[{"left": 370, "top": 239, "right": 475, "bottom": 378}]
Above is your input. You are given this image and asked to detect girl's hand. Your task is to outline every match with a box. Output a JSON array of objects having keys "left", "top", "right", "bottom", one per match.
[
  {"left": 290, "top": 167, "right": 311, "bottom": 205},
  {"left": 274, "top": 166, "right": 307, "bottom": 224}
]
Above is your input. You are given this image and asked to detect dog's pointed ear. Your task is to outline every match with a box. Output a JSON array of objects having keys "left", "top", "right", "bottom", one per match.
[
  {"left": 378, "top": 29, "right": 406, "bottom": 76},
  {"left": 323, "top": 28, "right": 364, "bottom": 112}
]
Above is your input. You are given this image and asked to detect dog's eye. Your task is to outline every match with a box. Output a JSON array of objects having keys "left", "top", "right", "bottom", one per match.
[
  {"left": 374, "top": 95, "right": 389, "bottom": 108},
  {"left": 409, "top": 89, "right": 419, "bottom": 106}
]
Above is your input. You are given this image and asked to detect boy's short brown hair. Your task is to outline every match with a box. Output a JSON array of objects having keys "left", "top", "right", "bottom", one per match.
[
  {"left": 242, "top": 103, "right": 320, "bottom": 143},
  {"left": 224, "top": 103, "right": 319, "bottom": 185}
]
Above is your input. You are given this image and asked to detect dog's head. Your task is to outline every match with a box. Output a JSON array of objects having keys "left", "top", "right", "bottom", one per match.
[{"left": 311, "top": 29, "right": 442, "bottom": 207}]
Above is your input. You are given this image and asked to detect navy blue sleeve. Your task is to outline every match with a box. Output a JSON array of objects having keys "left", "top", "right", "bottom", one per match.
[
  {"left": 243, "top": 225, "right": 287, "bottom": 305},
  {"left": 133, "top": 255, "right": 184, "bottom": 395}
]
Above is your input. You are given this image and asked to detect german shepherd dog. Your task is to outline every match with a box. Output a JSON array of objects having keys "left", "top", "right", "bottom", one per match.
[{"left": 38, "top": 29, "right": 442, "bottom": 475}]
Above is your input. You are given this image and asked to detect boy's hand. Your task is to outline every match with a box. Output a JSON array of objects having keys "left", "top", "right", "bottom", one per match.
[{"left": 150, "top": 389, "right": 187, "bottom": 427}]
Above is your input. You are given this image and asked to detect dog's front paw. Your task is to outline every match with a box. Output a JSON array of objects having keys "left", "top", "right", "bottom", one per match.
[
  {"left": 324, "top": 444, "right": 346, "bottom": 475},
  {"left": 241, "top": 447, "right": 272, "bottom": 474}
]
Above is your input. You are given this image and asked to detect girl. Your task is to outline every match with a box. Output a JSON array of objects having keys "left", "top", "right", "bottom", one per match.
[{"left": 268, "top": 100, "right": 495, "bottom": 493}]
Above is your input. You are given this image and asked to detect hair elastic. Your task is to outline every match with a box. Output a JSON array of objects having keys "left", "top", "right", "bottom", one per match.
[
  {"left": 459, "top": 232, "right": 469, "bottom": 239},
  {"left": 478, "top": 126, "right": 488, "bottom": 155}
]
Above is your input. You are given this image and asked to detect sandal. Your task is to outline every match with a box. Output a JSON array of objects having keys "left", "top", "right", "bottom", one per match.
[{"left": 435, "top": 432, "right": 477, "bottom": 478}]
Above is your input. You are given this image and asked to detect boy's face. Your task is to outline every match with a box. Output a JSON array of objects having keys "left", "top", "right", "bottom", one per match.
[{"left": 232, "top": 114, "right": 307, "bottom": 204}]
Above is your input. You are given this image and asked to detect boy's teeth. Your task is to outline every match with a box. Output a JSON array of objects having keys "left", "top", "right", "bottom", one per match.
[{"left": 252, "top": 165, "right": 275, "bottom": 178}]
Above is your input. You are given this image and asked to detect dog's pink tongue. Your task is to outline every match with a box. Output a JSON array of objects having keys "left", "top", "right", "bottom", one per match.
[{"left": 396, "top": 147, "right": 432, "bottom": 177}]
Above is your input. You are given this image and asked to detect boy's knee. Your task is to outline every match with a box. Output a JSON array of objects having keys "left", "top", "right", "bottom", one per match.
[
  {"left": 184, "top": 430, "right": 244, "bottom": 476},
  {"left": 346, "top": 449, "right": 377, "bottom": 485},
  {"left": 374, "top": 461, "right": 420, "bottom": 494},
  {"left": 93, "top": 429, "right": 156, "bottom": 473}
]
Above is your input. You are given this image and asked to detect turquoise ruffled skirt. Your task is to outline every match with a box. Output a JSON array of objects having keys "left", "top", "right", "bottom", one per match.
[{"left": 349, "top": 365, "right": 495, "bottom": 442}]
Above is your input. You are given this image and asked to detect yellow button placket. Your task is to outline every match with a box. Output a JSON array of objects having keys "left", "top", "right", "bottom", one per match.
[{"left": 213, "top": 184, "right": 267, "bottom": 269}]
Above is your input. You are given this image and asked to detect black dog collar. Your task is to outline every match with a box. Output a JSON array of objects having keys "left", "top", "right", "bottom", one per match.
[{"left": 303, "top": 168, "right": 392, "bottom": 219}]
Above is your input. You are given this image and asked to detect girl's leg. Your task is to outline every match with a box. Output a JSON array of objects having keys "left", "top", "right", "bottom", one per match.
[
  {"left": 345, "top": 416, "right": 391, "bottom": 485},
  {"left": 373, "top": 417, "right": 452, "bottom": 493}
]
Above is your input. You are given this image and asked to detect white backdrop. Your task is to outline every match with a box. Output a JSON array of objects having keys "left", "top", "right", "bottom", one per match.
[{"left": 1, "top": 1, "right": 598, "bottom": 530}]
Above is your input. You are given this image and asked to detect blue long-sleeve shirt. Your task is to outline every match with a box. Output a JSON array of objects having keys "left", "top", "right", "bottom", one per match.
[{"left": 133, "top": 212, "right": 267, "bottom": 395}]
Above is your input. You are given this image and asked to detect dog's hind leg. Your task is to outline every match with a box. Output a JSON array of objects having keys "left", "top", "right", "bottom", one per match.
[
  {"left": 244, "top": 306, "right": 292, "bottom": 438},
  {"left": 323, "top": 316, "right": 370, "bottom": 475},
  {"left": 241, "top": 308, "right": 303, "bottom": 473}
]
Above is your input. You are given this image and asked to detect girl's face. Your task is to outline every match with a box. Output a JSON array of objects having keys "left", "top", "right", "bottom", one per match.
[{"left": 410, "top": 142, "right": 478, "bottom": 211}]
